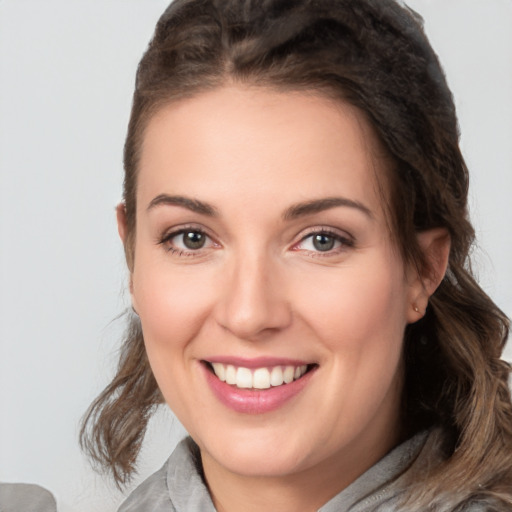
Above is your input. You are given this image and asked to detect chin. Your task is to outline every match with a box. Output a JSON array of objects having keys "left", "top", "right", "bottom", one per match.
[{"left": 196, "top": 426, "right": 319, "bottom": 478}]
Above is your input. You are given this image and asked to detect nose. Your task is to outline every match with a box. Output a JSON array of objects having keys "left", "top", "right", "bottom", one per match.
[{"left": 214, "top": 253, "right": 292, "bottom": 340}]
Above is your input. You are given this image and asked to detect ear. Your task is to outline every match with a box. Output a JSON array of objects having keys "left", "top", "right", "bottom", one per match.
[
  {"left": 116, "top": 202, "right": 128, "bottom": 244},
  {"left": 407, "top": 228, "right": 451, "bottom": 323},
  {"left": 116, "top": 202, "right": 135, "bottom": 296}
]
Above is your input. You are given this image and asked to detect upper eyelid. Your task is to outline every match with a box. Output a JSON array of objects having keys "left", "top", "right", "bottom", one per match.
[
  {"left": 159, "top": 224, "right": 213, "bottom": 240},
  {"left": 296, "top": 225, "right": 354, "bottom": 241}
]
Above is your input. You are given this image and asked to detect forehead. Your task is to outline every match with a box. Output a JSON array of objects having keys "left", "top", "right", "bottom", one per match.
[{"left": 137, "top": 86, "right": 391, "bottom": 218}]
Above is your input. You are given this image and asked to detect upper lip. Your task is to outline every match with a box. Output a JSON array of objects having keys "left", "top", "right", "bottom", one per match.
[{"left": 203, "top": 356, "right": 314, "bottom": 369}]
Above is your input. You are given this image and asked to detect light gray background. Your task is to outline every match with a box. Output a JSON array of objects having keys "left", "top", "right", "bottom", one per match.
[{"left": 0, "top": 1, "right": 511, "bottom": 511}]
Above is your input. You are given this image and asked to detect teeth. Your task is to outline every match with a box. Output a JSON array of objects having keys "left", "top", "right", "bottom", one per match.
[
  {"left": 283, "top": 366, "right": 295, "bottom": 384},
  {"left": 270, "top": 366, "right": 284, "bottom": 386},
  {"left": 236, "top": 367, "right": 253, "bottom": 389},
  {"left": 225, "top": 364, "right": 236, "bottom": 385},
  {"left": 253, "top": 368, "right": 271, "bottom": 389},
  {"left": 210, "top": 363, "right": 309, "bottom": 389},
  {"left": 211, "top": 363, "right": 226, "bottom": 382}
]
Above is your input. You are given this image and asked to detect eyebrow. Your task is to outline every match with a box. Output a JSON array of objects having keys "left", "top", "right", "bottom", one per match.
[
  {"left": 146, "top": 194, "right": 372, "bottom": 220},
  {"left": 147, "top": 194, "right": 218, "bottom": 216},
  {"left": 283, "top": 197, "right": 373, "bottom": 220}
]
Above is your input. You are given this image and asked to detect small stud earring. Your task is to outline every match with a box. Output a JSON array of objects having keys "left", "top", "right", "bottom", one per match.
[{"left": 413, "top": 305, "right": 420, "bottom": 313}]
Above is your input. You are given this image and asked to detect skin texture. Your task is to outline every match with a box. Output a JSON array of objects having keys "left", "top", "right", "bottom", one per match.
[{"left": 117, "top": 86, "right": 449, "bottom": 512}]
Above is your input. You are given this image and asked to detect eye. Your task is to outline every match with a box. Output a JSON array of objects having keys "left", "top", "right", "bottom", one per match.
[
  {"left": 159, "top": 228, "right": 216, "bottom": 254},
  {"left": 179, "top": 230, "right": 207, "bottom": 250},
  {"left": 310, "top": 233, "right": 338, "bottom": 252},
  {"left": 295, "top": 229, "right": 353, "bottom": 254}
]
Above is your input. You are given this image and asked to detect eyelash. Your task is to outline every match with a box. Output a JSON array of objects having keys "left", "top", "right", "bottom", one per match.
[
  {"left": 158, "top": 226, "right": 215, "bottom": 257},
  {"left": 294, "top": 227, "right": 355, "bottom": 257},
  {"left": 158, "top": 226, "right": 354, "bottom": 257}
]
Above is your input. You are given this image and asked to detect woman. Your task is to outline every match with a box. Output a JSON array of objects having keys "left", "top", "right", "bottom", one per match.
[{"left": 81, "top": 0, "right": 512, "bottom": 510}]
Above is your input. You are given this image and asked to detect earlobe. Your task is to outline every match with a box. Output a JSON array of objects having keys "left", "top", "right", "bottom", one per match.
[{"left": 407, "top": 228, "right": 451, "bottom": 322}]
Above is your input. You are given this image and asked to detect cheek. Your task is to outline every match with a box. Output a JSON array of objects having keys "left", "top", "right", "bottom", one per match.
[
  {"left": 131, "top": 258, "right": 218, "bottom": 354},
  {"left": 131, "top": 261, "right": 220, "bottom": 417},
  {"left": 293, "top": 260, "right": 408, "bottom": 347},
  {"left": 289, "top": 253, "right": 410, "bottom": 418},
  {"left": 291, "top": 258, "right": 408, "bottom": 431}
]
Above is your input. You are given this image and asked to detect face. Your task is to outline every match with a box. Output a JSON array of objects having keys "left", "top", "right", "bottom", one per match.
[{"left": 124, "top": 86, "right": 425, "bottom": 490}]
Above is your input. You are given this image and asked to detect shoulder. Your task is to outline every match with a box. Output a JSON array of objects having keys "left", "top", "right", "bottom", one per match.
[
  {"left": 117, "top": 437, "right": 216, "bottom": 512},
  {"left": 117, "top": 462, "right": 173, "bottom": 512},
  {"left": 0, "top": 483, "right": 57, "bottom": 512}
]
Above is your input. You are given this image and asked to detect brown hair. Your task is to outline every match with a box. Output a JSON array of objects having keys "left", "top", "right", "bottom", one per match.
[{"left": 81, "top": 0, "right": 512, "bottom": 507}]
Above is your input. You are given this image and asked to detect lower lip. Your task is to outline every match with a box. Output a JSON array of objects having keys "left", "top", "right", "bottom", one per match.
[{"left": 202, "top": 363, "right": 316, "bottom": 414}]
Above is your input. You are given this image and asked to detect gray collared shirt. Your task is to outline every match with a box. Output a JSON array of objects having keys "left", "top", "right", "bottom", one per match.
[{"left": 118, "top": 431, "right": 437, "bottom": 512}]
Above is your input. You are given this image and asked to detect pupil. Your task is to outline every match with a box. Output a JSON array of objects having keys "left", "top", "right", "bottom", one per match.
[
  {"left": 183, "top": 231, "right": 205, "bottom": 249},
  {"left": 313, "top": 234, "right": 334, "bottom": 251}
]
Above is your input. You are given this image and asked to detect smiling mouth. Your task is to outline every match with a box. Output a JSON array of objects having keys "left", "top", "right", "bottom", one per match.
[{"left": 204, "top": 362, "right": 317, "bottom": 390}]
